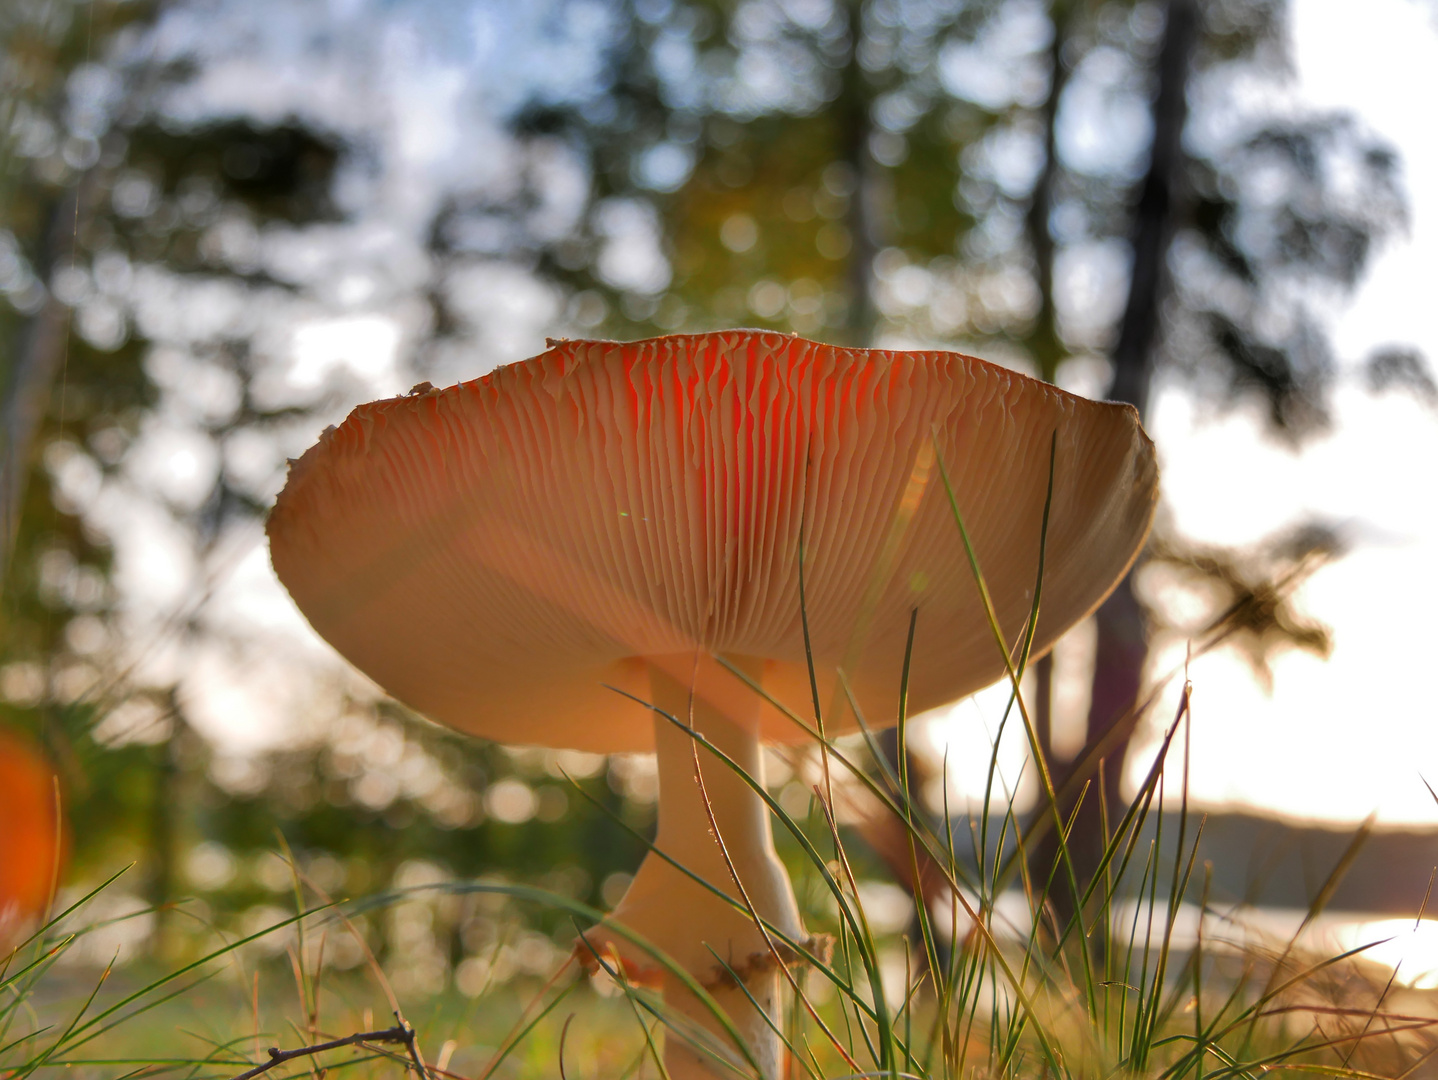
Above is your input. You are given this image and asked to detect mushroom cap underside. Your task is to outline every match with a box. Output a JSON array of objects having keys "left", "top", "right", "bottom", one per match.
[{"left": 268, "top": 330, "right": 1157, "bottom": 753}]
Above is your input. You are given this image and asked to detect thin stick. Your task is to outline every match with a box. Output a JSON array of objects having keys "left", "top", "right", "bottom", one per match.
[{"left": 226, "top": 1023, "right": 418, "bottom": 1080}]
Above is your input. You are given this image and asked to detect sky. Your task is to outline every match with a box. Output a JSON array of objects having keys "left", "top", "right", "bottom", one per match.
[
  {"left": 1148, "top": 0, "right": 1438, "bottom": 823},
  {"left": 929, "top": 0, "right": 1438, "bottom": 826}
]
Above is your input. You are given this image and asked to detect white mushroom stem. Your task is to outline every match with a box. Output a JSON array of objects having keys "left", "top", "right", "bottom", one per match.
[{"left": 598, "top": 656, "right": 804, "bottom": 1079}]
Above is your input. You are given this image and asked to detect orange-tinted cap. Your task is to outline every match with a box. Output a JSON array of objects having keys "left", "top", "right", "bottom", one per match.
[
  {"left": 269, "top": 331, "right": 1157, "bottom": 752},
  {"left": 0, "top": 728, "right": 62, "bottom": 941}
]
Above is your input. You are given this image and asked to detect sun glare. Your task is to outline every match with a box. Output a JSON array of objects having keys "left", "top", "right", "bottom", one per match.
[{"left": 1340, "top": 918, "right": 1438, "bottom": 989}]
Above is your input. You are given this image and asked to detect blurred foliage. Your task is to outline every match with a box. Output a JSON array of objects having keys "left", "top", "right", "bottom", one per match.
[
  {"left": 0, "top": 0, "right": 661, "bottom": 979},
  {"left": 1139, "top": 517, "right": 1346, "bottom": 689},
  {"left": 0, "top": 0, "right": 1427, "bottom": 1006},
  {"left": 501, "top": 0, "right": 1409, "bottom": 421},
  {"left": 1, "top": 1, "right": 153, "bottom": 884}
]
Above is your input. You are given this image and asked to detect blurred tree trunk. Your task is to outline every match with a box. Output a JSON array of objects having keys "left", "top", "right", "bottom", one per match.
[
  {"left": 1037, "top": 0, "right": 1199, "bottom": 930},
  {"left": 1018, "top": 0, "right": 1073, "bottom": 904},
  {"left": 0, "top": 185, "right": 84, "bottom": 596},
  {"left": 838, "top": 0, "right": 878, "bottom": 348},
  {"left": 149, "top": 693, "right": 197, "bottom": 958},
  {"left": 1026, "top": 0, "right": 1071, "bottom": 388},
  {"left": 1024, "top": 0, "right": 1075, "bottom": 781},
  {"left": 1106, "top": 0, "right": 1197, "bottom": 420}
]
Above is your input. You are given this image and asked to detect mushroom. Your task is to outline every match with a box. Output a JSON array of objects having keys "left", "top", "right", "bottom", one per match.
[
  {"left": 268, "top": 330, "right": 1156, "bottom": 1078},
  {"left": 0, "top": 728, "right": 62, "bottom": 947}
]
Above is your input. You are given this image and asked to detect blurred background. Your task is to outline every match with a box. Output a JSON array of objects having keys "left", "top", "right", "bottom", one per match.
[{"left": 3, "top": 0, "right": 1438, "bottom": 999}]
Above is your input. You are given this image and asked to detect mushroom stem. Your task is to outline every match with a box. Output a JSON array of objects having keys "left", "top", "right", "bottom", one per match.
[{"left": 600, "top": 655, "right": 804, "bottom": 1079}]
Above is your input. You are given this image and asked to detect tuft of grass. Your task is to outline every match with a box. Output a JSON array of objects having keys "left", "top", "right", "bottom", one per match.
[{"left": 10, "top": 437, "right": 1436, "bottom": 1079}]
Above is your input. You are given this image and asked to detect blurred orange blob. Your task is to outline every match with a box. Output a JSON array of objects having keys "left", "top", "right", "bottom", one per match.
[{"left": 0, "top": 728, "right": 62, "bottom": 946}]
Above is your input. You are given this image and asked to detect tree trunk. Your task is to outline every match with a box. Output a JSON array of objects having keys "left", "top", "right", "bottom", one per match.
[
  {"left": 1036, "top": 0, "right": 1199, "bottom": 930},
  {"left": 1106, "top": 0, "right": 1198, "bottom": 418},
  {"left": 1024, "top": 0, "right": 1075, "bottom": 786},
  {"left": 0, "top": 187, "right": 82, "bottom": 596},
  {"left": 1026, "top": 0, "right": 1073, "bottom": 387},
  {"left": 838, "top": 0, "right": 879, "bottom": 348}
]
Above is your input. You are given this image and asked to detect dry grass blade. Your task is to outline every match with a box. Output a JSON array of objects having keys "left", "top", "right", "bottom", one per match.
[{"left": 558, "top": 1013, "right": 574, "bottom": 1080}]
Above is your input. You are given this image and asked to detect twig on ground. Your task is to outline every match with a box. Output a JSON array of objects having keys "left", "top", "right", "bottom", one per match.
[{"left": 227, "top": 1018, "right": 425, "bottom": 1080}]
